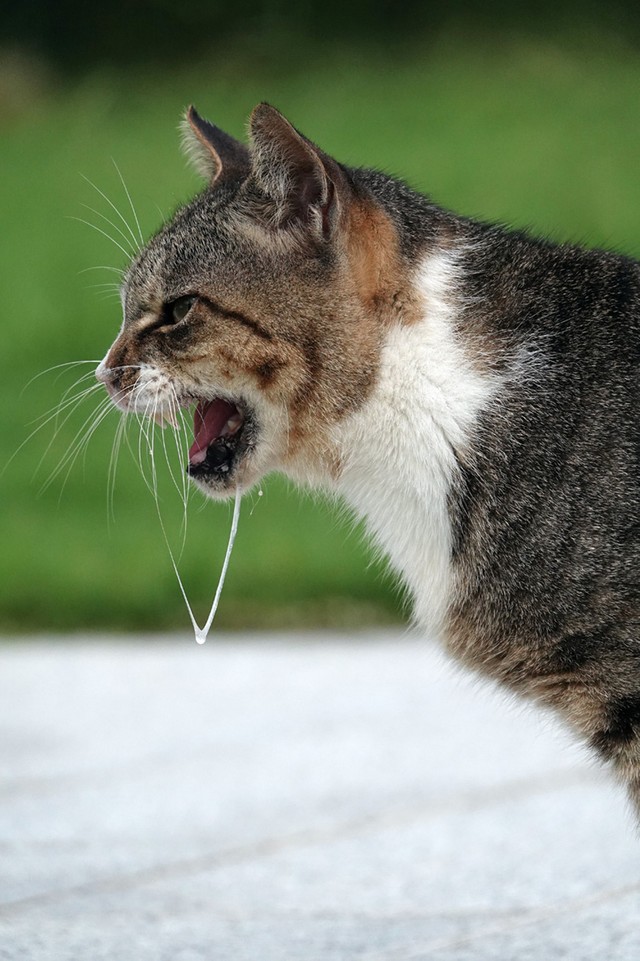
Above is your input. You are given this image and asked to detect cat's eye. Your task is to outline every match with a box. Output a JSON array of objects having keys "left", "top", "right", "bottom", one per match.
[{"left": 170, "top": 295, "right": 197, "bottom": 324}]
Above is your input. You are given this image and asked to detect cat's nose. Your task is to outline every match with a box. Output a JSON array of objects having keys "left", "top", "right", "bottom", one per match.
[
  {"left": 95, "top": 358, "right": 119, "bottom": 398},
  {"left": 95, "top": 359, "right": 110, "bottom": 384}
]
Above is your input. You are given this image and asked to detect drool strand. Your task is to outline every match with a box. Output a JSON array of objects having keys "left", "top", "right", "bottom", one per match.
[{"left": 158, "top": 485, "right": 242, "bottom": 644}]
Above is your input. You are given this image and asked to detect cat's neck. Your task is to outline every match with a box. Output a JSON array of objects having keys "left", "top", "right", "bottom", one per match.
[
  {"left": 334, "top": 249, "right": 499, "bottom": 630},
  {"left": 348, "top": 166, "right": 449, "bottom": 259}
]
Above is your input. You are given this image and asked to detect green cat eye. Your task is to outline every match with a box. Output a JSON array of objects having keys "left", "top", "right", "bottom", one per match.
[{"left": 171, "top": 295, "right": 196, "bottom": 323}]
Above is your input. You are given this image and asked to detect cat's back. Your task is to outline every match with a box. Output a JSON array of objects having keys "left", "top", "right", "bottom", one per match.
[{"left": 449, "top": 220, "right": 640, "bottom": 686}]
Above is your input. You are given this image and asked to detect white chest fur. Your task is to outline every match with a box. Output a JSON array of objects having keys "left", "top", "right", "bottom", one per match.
[{"left": 335, "top": 251, "right": 498, "bottom": 631}]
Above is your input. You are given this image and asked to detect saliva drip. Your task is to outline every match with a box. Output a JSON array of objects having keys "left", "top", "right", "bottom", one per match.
[{"left": 162, "top": 486, "right": 242, "bottom": 645}]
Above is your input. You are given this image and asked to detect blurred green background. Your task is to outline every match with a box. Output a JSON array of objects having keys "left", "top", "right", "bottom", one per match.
[{"left": 2, "top": 3, "right": 640, "bottom": 633}]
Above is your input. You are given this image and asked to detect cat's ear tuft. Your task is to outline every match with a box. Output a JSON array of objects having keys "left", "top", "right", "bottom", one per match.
[
  {"left": 180, "top": 106, "right": 250, "bottom": 184},
  {"left": 248, "top": 103, "right": 341, "bottom": 240}
]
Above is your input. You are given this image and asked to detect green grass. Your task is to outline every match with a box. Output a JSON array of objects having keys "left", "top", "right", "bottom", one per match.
[{"left": 2, "top": 32, "right": 640, "bottom": 632}]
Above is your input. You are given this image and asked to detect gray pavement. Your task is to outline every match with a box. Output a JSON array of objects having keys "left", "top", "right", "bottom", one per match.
[{"left": 0, "top": 633, "right": 638, "bottom": 960}]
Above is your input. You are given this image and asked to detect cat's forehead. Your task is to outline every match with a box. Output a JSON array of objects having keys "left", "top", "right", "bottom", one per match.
[{"left": 122, "top": 188, "right": 247, "bottom": 308}]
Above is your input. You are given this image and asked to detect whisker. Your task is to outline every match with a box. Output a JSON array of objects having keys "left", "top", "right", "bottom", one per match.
[
  {"left": 107, "top": 413, "right": 128, "bottom": 525},
  {"left": 3, "top": 381, "right": 104, "bottom": 479},
  {"left": 53, "top": 400, "right": 118, "bottom": 503},
  {"left": 39, "top": 393, "right": 115, "bottom": 495},
  {"left": 69, "top": 216, "right": 131, "bottom": 260},
  {"left": 112, "top": 159, "right": 145, "bottom": 247},
  {"left": 124, "top": 424, "right": 155, "bottom": 499},
  {"left": 159, "top": 393, "right": 190, "bottom": 556},
  {"left": 171, "top": 391, "right": 192, "bottom": 538},
  {"left": 159, "top": 407, "right": 185, "bottom": 503},
  {"left": 30, "top": 376, "right": 102, "bottom": 429},
  {"left": 138, "top": 395, "right": 163, "bottom": 545},
  {"left": 78, "top": 265, "right": 124, "bottom": 277},
  {"left": 47, "top": 387, "right": 106, "bottom": 459},
  {"left": 20, "top": 359, "right": 102, "bottom": 397},
  {"left": 56, "top": 368, "right": 103, "bottom": 403},
  {"left": 79, "top": 203, "right": 137, "bottom": 257},
  {"left": 81, "top": 172, "right": 141, "bottom": 252},
  {"left": 46, "top": 377, "right": 129, "bottom": 462},
  {"left": 97, "top": 292, "right": 123, "bottom": 302},
  {"left": 134, "top": 390, "right": 158, "bottom": 498},
  {"left": 149, "top": 397, "right": 163, "bottom": 513}
]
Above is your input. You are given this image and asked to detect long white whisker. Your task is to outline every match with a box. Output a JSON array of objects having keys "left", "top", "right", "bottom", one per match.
[
  {"left": 159, "top": 411, "right": 184, "bottom": 502},
  {"left": 143, "top": 398, "right": 164, "bottom": 569},
  {"left": 54, "top": 400, "right": 118, "bottom": 503},
  {"left": 157, "top": 391, "right": 187, "bottom": 507},
  {"left": 165, "top": 389, "right": 190, "bottom": 557},
  {"left": 39, "top": 394, "right": 115, "bottom": 495},
  {"left": 79, "top": 203, "right": 137, "bottom": 256},
  {"left": 38, "top": 386, "right": 105, "bottom": 469},
  {"left": 171, "top": 390, "right": 191, "bottom": 527},
  {"left": 78, "top": 265, "right": 124, "bottom": 277},
  {"left": 141, "top": 393, "right": 161, "bottom": 509},
  {"left": 112, "top": 159, "right": 144, "bottom": 247},
  {"left": 133, "top": 402, "right": 150, "bottom": 489},
  {"left": 124, "top": 424, "right": 154, "bottom": 498},
  {"left": 20, "top": 360, "right": 102, "bottom": 397},
  {"left": 130, "top": 387, "right": 155, "bottom": 496},
  {"left": 54, "top": 370, "right": 104, "bottom": 411},
  {"left": 44, "top": 378, "right": 131, "bottom": 479},
  {"left": 3, "top": 382, "right": 104, "bottom": 479},
  {"left": 81, "top": 173, "right": 141, "bottom": 252},
  {"left": 107, "top": 414, "right": 128, "bottom": 524},
  {"left": 28, "top": 377, "right": 101, "bottom": 428},
  {"left": 69, "top": 216, "right": 131, "bottom": 260}
]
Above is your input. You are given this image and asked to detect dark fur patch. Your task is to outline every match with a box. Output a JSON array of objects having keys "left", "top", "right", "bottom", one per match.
[
  {"left": 200, "top": 296, "right": 273, "bottom": 341},
  {"left": 592, "top": 696, "right": 640, "bottom": 760},
  {"left": 254, "top": 359, "right": 282, "bottom": 387},
  {"left": 547, "top": 630, "right": 608, "bottom": 673}
]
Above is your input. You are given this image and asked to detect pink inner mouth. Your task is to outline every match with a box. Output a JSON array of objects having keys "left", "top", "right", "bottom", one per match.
[{"left": 188, "top": 399, "right": 244, "bottom": 466}]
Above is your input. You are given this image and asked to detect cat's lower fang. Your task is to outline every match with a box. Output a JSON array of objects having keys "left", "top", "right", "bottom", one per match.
[{"left": 190, "top": 445, "right": 208, "bottom": 466}]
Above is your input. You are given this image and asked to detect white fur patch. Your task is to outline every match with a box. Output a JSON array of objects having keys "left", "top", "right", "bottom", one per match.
[{"left": 335, "top": 250, "right": 500, "bottom": 632}]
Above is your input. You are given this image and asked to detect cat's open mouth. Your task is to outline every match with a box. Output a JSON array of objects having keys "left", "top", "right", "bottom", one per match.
[{"left": 187, "top": 397, "right": 252, "bottom": 484}]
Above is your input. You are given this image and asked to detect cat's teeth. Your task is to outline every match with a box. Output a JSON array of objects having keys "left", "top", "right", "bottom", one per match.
[
  {"left": 223, "top": 413, "right": 243, "bottom": 436},
  {"left": 152, "top": 412, "right": 166, "bottom": 429}
]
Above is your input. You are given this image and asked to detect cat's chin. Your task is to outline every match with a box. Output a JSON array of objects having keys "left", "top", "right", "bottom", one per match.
[{"left": 186, "top": 396, "right": 259, "bottom": 498}]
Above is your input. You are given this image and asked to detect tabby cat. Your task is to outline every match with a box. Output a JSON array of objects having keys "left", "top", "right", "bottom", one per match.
[{"left": 97, "top": 104, "right": 640, "bottom": 812}]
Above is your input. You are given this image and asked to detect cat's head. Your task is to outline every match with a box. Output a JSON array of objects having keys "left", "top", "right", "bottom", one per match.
[{"left": 96, "top": 104, "right": 414, "bottom": 497}]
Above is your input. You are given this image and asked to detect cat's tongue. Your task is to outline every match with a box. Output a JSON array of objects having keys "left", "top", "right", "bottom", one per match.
[{"left": 189, "top": 399, "right": 238, "bottom": 466}]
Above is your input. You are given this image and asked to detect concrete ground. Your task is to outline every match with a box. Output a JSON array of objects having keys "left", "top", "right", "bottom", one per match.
[{"left": 0, "top": 633, "right": 638, "bottom": 961}]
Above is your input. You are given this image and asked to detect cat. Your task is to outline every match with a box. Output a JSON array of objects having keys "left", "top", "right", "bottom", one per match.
[{"left": 97, "top": 103, "right": 640, "bottom": 813}]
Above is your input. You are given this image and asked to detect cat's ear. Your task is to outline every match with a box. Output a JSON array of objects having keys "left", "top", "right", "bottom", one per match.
[
  {"left": 181, "top": 106, "right": 250, "bottom": 184},
  {"left": 248, "top": 103, "right": 342, "bottom": 240}
]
